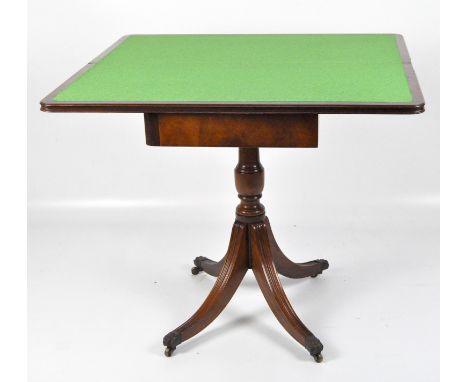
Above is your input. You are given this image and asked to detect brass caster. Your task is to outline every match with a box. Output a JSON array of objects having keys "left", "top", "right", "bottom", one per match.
[
  {"left": 191, "top": 266, "right": 202, "bottom": 275},
  {"left": 312, "top": 353, "right": 323, "bottom": 363},
  {"left": 165, "top": 346, "right": 175, "bottom": 357}
]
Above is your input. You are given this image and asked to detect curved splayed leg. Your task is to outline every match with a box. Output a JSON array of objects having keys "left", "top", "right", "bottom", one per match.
[
  {"left": 163, "top": 222, "right": 249, "bottom": 356},
  {"left": 250, "top": 222, "right": 324, "bottom": 361},
  {"left": 265, "top": 217, "right": 329, "bottom": 279}
]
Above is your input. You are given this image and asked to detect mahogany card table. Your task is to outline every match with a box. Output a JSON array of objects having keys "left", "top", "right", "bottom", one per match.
[{"left": 41, "top": 34, "right": 424, "bottom": 362}]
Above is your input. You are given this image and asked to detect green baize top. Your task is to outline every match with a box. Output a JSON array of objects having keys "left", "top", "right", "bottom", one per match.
[{"left": 54, "top": 34, "right": 412, "bottom": 103}]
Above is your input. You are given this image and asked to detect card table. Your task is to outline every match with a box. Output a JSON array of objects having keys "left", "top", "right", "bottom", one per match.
[{"left": 41, "top": 34, "right": 424, "bottom": 362}]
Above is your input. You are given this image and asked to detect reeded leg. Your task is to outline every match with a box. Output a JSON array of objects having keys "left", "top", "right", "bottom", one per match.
[
  {"left": 191, "top": 255, "right": 226, "bottom": 276},
  {"left": 163, "top": 223, "right": 249, "bottom": 356},
  {"left": 250, "top": 222, "right": 324, "bottom": 361},
  {"left": 265, "top": 217, "right": 329, "bottom": 279}
]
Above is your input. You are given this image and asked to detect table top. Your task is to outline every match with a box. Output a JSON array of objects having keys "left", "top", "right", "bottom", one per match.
[{"left": 41, "top": 34, "right": 424, "bottom": 114}]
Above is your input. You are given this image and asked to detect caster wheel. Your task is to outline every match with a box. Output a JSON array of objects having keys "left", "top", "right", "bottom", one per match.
[
  {"left": 312, "top": 353, "right": 323, "bottom": 363},
  {"left": 165, "top": 347, "right": 175, "bottom": 357},
  {"left": 191, "top": 266, "right": 201, "bottom": 275},
  {"left": 310, "top": 274, "right": 318, "bottom": 278}
]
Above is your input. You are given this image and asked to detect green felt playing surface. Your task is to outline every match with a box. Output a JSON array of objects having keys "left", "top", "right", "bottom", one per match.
[{"left": 53, "top": 35, "right": 412, "bottom": 103}]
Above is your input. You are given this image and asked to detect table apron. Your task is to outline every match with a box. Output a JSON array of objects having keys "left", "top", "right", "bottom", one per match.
[{"left": 144, "top": 113, "right": 319, "bottom": 148}]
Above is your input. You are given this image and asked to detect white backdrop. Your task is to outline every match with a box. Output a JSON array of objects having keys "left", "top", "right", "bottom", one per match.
[{"left": 28, "top": 1, "right": 439, "bottom": 381}]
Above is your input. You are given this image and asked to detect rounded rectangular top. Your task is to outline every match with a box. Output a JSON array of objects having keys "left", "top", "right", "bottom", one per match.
[{"left": 41, "top": 34, "right": 424, "bottom": 114}]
